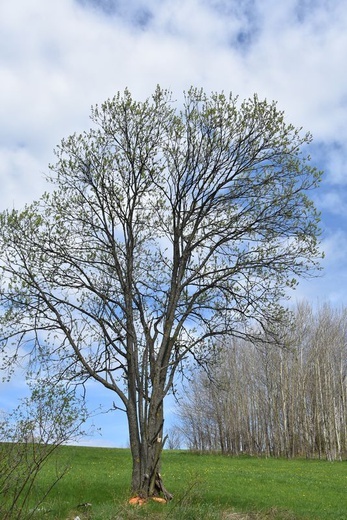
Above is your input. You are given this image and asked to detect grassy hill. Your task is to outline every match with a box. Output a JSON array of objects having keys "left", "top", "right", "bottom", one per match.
[{"left": 5, "top": 446, "right": 347, "bottom": 519}]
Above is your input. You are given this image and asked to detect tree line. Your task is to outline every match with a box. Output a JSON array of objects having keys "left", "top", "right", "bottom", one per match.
[{"left": 176, "top": 302, "right": 347, "bottom": 461}]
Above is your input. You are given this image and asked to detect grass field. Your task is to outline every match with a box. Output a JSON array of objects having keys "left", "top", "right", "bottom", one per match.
[{"left": 10, "top": 446, "right": 347, "bottom": 519}]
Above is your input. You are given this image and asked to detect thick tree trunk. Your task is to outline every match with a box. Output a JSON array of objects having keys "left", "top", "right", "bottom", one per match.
[
  {"left": 140, "top": 441, "right": 173, "bottom": 501},
  {"left": 129, "top": 442, "right": 173, "bottom": 501},
  {"left": 128, "top": 398, "right": 173, "bottom": 501}
]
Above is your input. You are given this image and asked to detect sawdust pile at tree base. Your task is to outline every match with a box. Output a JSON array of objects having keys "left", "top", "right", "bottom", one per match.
[{"left": 128, "top": 496, "right": 167, "bottom": 506}]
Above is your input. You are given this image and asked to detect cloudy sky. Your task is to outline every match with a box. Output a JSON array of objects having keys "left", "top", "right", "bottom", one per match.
[{"left": 1, "top": 0, "right": 347, "bottom": 446}]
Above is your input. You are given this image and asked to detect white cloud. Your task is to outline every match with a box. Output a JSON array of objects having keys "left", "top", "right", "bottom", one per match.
[
  {"left": 294, "top": 226, "right": 347, "bottom": 306},
  {"left": 324, "top": 144, "right": 347, "bottom": 185},
  {"left": 240, "top": 1, "right": 347, "bottom": 136},
  {"left": 317, "top": 190, "right": 347, "bottom": 217},
  {"left": 321, "top": 228, "right": 347, "bottom": 265},
  {"left": 0, "top": 147, "right": 47, "bottom": 209}
]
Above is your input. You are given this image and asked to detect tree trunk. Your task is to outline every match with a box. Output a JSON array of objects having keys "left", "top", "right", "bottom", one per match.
[{"left": 128, "top": 398, "right": 173, "bottom": 501}]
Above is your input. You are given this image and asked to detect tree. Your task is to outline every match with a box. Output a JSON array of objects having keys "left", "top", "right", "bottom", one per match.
[
  {"left": 0, "top": 86, "right": 321, "bottom": 498},
  {"left": 0, "top": 381, "right": 87, "bottom": 519},
  {"left": 177, "top": 302, "right": 347, "bottom": 460}
]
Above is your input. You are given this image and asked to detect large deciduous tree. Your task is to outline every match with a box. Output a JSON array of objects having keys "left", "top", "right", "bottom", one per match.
[{"left": 0, "top": 87, "right": 321, "bottom": 498}]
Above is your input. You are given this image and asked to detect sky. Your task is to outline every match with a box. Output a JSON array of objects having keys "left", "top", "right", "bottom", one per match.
[{"left": 1, "top": 0, "right": 347, "bottom": 447}]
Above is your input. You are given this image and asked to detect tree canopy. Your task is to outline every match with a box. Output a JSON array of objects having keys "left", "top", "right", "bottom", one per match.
[{"left": 0, "top": 86, "right": 322, "bottom": 498}]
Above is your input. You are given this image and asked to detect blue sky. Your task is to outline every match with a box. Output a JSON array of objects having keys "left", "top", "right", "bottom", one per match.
[{"left": 1, "top": 0, "right": 347, "bottom": 447}]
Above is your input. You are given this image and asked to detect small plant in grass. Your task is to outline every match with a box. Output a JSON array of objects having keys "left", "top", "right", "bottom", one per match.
[{"left": 0, "top": 380, "right": 87, "bottom": 519}]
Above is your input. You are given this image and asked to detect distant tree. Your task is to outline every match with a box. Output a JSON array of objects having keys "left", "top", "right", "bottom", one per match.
[
  {"left": 165, "top": 426, "right": 182, "bottom": 450},
  {"left": 0, "top": 87, "right": 321, "bottom": 498},
  {"left": 177, "top": 302, "right": 347, "bottom": 461}
]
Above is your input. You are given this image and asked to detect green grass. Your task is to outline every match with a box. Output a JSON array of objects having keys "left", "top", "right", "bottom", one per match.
[{"left": 10, "top": 447, "right": 347, "bottom": 519}]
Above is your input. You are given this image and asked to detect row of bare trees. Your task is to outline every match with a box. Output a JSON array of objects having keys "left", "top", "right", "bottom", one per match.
[{"left": 176, "top": 302, "right": 347, "bottom": 460}]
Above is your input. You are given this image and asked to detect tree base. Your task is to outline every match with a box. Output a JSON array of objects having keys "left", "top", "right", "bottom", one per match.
[
  {"left": 129, "top": 472, "right": 173, "bottom": 505},
  {"left": 154, "top": 472, "right": 173, "bottom": 501}
]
